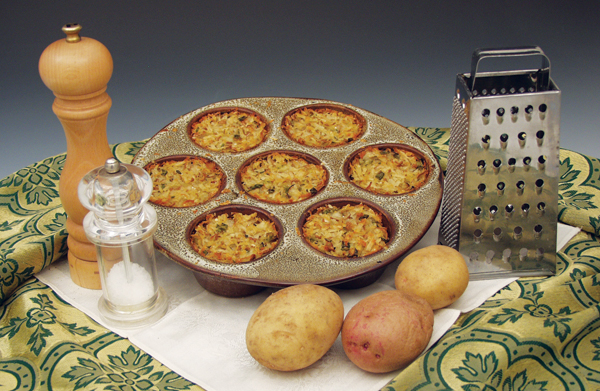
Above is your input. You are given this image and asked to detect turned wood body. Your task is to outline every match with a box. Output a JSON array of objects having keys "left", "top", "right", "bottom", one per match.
[{"left": 39, "top": 24, "right": 114, "bottom": 289}]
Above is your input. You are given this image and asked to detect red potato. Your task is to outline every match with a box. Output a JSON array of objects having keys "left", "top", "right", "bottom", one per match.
[{"left": 341, "top": 290, "right": 434, "bottom": 373}]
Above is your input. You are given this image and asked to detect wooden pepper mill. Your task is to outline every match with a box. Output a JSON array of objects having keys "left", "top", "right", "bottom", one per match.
[{"left": 39, "top": 24, "right": 114, "bottom": 289}]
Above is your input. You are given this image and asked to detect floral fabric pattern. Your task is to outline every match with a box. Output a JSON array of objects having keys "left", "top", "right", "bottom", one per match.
[{"left": 1, "top": 129, "right": 599, "bottom": 390}]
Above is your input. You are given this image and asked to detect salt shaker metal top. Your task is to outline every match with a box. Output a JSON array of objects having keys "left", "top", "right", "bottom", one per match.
[{"left": 78, "top": 158, "right": 167, "bottom": 329}]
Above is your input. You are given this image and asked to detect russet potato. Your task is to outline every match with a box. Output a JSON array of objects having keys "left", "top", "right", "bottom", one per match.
[
  {"left": 245, "top": 284, "right": 344, "bottom": 371},
  {"left": 342, "top": 290, "right": 434, "bottom": 373},
  {"left": 395, "top": 244, "right": 469, "bottom": 309}
]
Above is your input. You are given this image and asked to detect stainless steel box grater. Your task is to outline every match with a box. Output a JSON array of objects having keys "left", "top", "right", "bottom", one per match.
[{"left": 438, "top": 46, "right": 560, "bottom": 279}]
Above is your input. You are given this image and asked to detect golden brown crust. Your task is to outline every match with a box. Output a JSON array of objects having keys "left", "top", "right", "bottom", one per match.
[
  {"left": 348, "top": 146, "right": 429, "bottom": 195},
  {"left": 302, "top": 203, "right": 388, "bottom": 258},
  {"left": 282, "top": 107, "right": 363, "bottom": 148},
  {"left": 240, "top": 152, "right": 327, "bottom": 204},
  {"left": 190, "top": 212, "right": 279, "bottom": 264},
  {"left": 146, "top": 157, "right": 224, "bottom": 208},
  {"left": 190, "top": 109, "right": 269, "bottom": 153}
]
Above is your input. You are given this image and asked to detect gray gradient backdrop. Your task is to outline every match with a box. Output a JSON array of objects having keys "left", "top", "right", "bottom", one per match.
[{"left": 1, "top": 0, "right": 599, "bottom": 180}]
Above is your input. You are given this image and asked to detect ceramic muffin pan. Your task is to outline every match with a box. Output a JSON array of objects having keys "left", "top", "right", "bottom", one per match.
[{"left": 133, "top": 97, "right": 443, "bottom": 296}]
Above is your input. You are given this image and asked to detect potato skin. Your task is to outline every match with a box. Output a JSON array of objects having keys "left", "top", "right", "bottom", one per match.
[
  {"left": 342, "top": 290, "right": 433, "bottom": 373},
  {"left": 246, "top": 284, "right": 344, "bottom": 371},
  {"left": 395, "top": 245, "right": 469, "bottom": 309}
]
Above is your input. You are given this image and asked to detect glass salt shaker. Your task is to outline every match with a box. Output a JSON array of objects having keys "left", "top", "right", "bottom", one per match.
[{"left": 78, "top": 158, "right": 167, "bottom": 328}]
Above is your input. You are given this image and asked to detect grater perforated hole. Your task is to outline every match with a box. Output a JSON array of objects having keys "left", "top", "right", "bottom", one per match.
[
  {"left": 534, "top": 225, "right": 543, "bottom": 238},
  {"left": 511, "top": 106, "right": 519, "bottom": 122},
  {"left": 536, "top": 248, "right": 544, "bottom": 259},
  {"left": 489, "top": 205, "right": 498, "bottom": 220},
  {"left": 523, "top": 156, "right": 532, "bottom": 171},
  {"left": 518, "top": 132, "right": 527, "bottom": 147},
  {"left": 519, "top": 248, "right": 528, "bottom": 260},
  {"left": 508, "top": 158, "right": 516, "bottom": 172},
  {"left": 482, "top": 109, "right": 490, "bottom": 125},
  {"left": 493, "top": 227, "right": 503, "bottom": 242},
  {"left": 496, "top": 107, "right": 504, "bottom": 124},
  {"left": 535, "top": 179, "right": 544, "bottom": 194},
  {"left": 473, "top": 229, "right": 483, "bottom": 243},
  {"left": 513, "top": 226, "right": 523, "bottom": 240},
  {"left": 477, "top": 160, "right": 486, "bottom": 175},
  {"left": 521, "top": 203, "right": 530, "bottom": 217},
  {"left": 493, "top": 158, "right": 502, "bottom": 173},
  {"left": 516, "top": 180, "right": 525, "bottom": 195},
  {"left": 502, "top": 248, "right": 511, "bottom": 262},
  {"left": 486, "top": 250, "right": 494, "bottom": 263},
  {"left": 478, "top": 183, "right": 486, "bottom": 198},
  {"left": 536, "top": 130, "right": 545, "bottom": 146},
  {"left": 497, "top": 182, "right": 505, "bottom": 195},
  {"left": 510, "top": 87, "right": 516, "bottom": 94},
  {"left": 473, "top": 206, "right": 482, "bottom": 222},
  {"left": 537, "top": 202, "right": 545, "bottom": 216},
  {"left": 539, "top": 104, "right": 547, "bottom": 120},
  {"left": 482, "top": 135, "right": 491, "bottom": 149},
  {"left": 469, "top": 252, "right": 479, "bottom": 262},
  {"left": 538, "top": 155, "right": 546, "bottom": 170},
  {"left": 500, "top": 134, "right": 509, "bottom": 149},
  {"left": 525, "top": 105, "right": 534, "bottom": 114},
  {"left": 505, "top": 204, "right": 514, "bottom": 218}
]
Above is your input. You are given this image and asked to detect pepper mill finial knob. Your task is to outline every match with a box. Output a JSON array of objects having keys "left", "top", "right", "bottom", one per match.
[
  {"left": 62, "top": 23, "right": 82, "bottom": 43},
  {"left": 39, "top": 24, "right": 115, "bottom": 289}
]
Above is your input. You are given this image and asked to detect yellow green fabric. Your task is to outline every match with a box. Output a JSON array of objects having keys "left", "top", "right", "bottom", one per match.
[{"left": 1, "top": 128, "right": 599, "bottom": 390}]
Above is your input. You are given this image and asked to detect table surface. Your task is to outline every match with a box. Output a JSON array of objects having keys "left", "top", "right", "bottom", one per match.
[
  {"left": 1, "top": 126, "right": 599, "bottom": 390},
  {"left": 1, "top": 1, "right": 599, "bottom": 179}
]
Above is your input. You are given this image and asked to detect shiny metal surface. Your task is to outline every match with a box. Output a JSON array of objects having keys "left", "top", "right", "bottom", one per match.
[{"left": 439, "top": 47, "right": 560, "bottom": 279}]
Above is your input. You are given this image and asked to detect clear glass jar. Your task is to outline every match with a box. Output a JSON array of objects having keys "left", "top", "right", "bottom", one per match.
[{"left": 78, "top": 158, "right": 167, "bottom": 328}]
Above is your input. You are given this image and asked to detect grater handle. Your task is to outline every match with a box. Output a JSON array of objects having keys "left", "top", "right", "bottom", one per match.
[{"left": 469, "top": 46, "right": 551, "bottom": 91}]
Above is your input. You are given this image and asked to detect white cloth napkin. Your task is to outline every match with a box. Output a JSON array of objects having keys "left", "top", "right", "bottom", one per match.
[{"left": 36, "top": 219, "right": 579, "bottom": 391}]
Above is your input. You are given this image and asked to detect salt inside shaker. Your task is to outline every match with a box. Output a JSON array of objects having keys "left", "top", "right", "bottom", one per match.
[{"left": 78, "top": 158, "right": 167, "bottom": 328}]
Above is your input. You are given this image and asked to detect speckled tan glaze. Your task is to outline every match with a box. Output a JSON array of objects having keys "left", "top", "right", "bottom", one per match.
[{"left": 133, "top": 97, "right": 443, "bottom": 294}]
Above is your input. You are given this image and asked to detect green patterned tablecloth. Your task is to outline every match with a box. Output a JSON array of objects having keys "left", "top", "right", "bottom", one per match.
[{"left": 1, "top": 127, "right": 599, "bottom": 390}]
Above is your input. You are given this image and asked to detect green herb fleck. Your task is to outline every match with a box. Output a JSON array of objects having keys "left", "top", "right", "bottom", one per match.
[{"left": 215, "top": 223, "right": 228, "bottom": 233}]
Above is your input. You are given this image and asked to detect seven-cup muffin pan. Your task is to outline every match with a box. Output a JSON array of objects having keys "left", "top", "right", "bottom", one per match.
[{"left": 132, "top": 97, "right": 443, "bottom": 296}]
